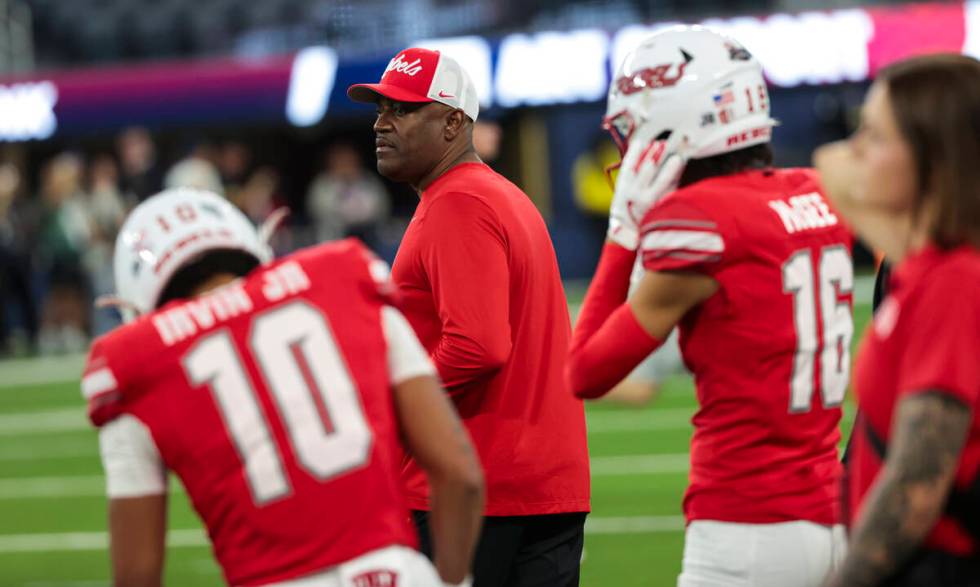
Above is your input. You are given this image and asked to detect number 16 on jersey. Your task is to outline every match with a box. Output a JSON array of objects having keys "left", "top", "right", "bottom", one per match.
[{"left": 782, "top": 245, "right": 854, "bottom": 413}]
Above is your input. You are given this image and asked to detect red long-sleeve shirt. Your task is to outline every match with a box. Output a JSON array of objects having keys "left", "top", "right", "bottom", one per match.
[{"left": 392, "top": 162, "right": 590, "bottom": 516}]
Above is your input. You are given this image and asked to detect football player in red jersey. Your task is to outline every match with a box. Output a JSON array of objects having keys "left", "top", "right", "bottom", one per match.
[
  {"left": 81, "top": 188, "right": 483, "bottom": 586},
  {"left": 817, "top": 54, "right": 980, "bottom": 587},
  {"left": 567, "top": 26, "right": 851, "bottom": 586}
]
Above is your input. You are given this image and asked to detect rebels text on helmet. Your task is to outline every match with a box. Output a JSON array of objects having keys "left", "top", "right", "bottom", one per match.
[{"left": 616, "top": 61, "right": 689, "bottom": 96}]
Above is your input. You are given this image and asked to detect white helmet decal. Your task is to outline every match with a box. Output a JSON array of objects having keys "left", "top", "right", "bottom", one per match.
[
  {"left": 613, "top": 48, "right": 693, "bottom": 97},
  {"left": 111, "top": 188, "right": 273, "bottom": 322},
  {"left": 604, "top": 25, "right": 778, "bottom": 162}
]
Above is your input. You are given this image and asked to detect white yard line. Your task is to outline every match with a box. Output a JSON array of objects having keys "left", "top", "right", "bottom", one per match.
[
  {"left": 0, "top": 516, "right": 687, "bottom": 554},
  {"left": 0, "top": 528, "right": 208, "bottom": 553},
  {"left": 586, "top": 408, "right": 693, "bottom": 433},
  {"left": 0, "top": 476, "right": 105, "bottom": 499},
  {"left": 0, "top": 354, "right": 85, "bottom": 389},
  {"left": 0, "top": 449, "right": 688, "bottom": 469},
  {"left": 22, "top": 582, "right": 110, "bottom": 587},
  {"left": 0, "top": 442, "right": 95, "bottom": 462},
  {"left": 0, "top": 398, "right": 692, "bottom": 439},
  {"left": 853, "top": 274, "right": 876, "bottom": 304},
  {"left": 0, "top": 475, "right": 190, "bottom": 500},
  {"left": 0, "top": 454, "right": 689, "bottom": 500},
  {"left": 590, "top": 453, "right": 689, "bottom": 475},
  {"left": 585, "top": 515, "right": 686, "bottom": 534},
  {"left": 0, "top": 408, "right": 89, "bottom": 436}
]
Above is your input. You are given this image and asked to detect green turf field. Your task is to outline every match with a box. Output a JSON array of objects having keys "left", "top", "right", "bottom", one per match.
[{"left": 0, "top": 294, "right": 873, "bottom": 586}]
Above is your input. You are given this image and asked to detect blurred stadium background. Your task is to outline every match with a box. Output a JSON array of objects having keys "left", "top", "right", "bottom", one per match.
[{"left": 0, "top": 0, "right": 966, "bottom": 584}]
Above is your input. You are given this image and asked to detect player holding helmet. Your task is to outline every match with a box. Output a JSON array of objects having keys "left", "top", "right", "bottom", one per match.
[
  {"left": 82, "top": 188, "right": 483, "bottom": 586},
  {"left": 568, "top": 26, "right": 851, "bottom": 586}
]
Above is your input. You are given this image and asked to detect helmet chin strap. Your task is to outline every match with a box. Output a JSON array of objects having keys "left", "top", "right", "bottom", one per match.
[
  {"left": 94, "top": 294, "right": 137, "bottom": 311},
  {"left": 94, "top": 294, "right": 142, "bottom": 324}
]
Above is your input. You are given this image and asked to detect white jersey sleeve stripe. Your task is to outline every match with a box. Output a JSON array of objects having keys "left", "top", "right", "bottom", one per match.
[
  {"left": 641, "top": 230, "right": 725, "bottom": 254},
  {"left": 382, "top": 306, "right": 437, "bottom": 385},
  {"left": 641, "top": 219, "right": 718, "bottom": 231},
  {"left": 82, "top": 368, "right": 118, "bottom": 400},
  {"left": 99, "top": 414, "right": 168, "bottom": 498}
]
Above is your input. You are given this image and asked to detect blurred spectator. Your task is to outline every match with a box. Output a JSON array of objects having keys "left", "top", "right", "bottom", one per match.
[
  {"left": 0, "top": 163, "right": 38, "bottom": 353},
  {"left": 165, "top": 142, "right": 225, "bottom": 194},
  {"left": 36, "top": 153, "right": 92, "bottom": 354},
  {"left": 237, "top": 165, "right": 282, "bottom": 224},
  {"left": 37, "top": 154, "right": 91, "bottom": 269},
  {"left": 473, "top": 120, "right": 503, "bottom": 163},
  {"left": 117, "top": 126, "right": 163, "bottom": 205},
  {"left": 86, "top": 154, "right": 126, "bottom": 336},
  {"left": 218, "top": 140, "right": 253, "bottom": 202},
  {"left": 306, "top": 143, "right": 390, "bottom": 249},
  {"left": 88, "top": 154, "right": 127, "bottom": 235}
]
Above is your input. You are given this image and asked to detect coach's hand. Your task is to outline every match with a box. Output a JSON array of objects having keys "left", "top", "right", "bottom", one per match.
[{"left": 607, "top": 131, "right": 686, "bottom": 250}]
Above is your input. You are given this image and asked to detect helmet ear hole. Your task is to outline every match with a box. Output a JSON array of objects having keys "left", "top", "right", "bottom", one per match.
[{"left": 156, "top": 249, "right": 260, "bottom": 309}]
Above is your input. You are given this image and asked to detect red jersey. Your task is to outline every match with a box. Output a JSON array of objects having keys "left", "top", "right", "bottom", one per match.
[
  {"left": 81, "top": 240, "right": 419, "bottom": 586},
  {"left": 639, "top": 169, "right": 850, "bottom": 525},
  {"left": 849, "top": 244, "right": 980, "bottom": 555},
  {"left": 392, "top": 162, "right": 591, "bottom": 516}
]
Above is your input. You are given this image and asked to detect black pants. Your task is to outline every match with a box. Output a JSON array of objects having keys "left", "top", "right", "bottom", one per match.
[
  {"left": 413, "top": 510, "right": 586, "bottom": 587},
  {"left": 883, "top": 549, "right": 980, "bottom": 586}
]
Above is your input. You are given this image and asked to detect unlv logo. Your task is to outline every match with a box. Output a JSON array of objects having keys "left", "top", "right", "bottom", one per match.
[
  {"left": 616, "top": 49, "right": 693, "bottom": 95},
  {"left": 386, "top": 54, "right": 423, "bottom": 76},
  {"left": 352, "top": 570, "right": 398, "bottom": 587}
]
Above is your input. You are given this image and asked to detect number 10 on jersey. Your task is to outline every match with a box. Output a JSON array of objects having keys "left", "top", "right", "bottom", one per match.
[
  {"left": 782, "top": 245, "right": 854, "bottom": 412},
  {"left": 183, "top": 302, "right": 373, "bottom": 505}
]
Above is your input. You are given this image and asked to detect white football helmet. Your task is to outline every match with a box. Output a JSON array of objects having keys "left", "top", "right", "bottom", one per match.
[
  {"left": 604, "top": 25, "right": 777, "bottom": 166},
  {"left": 111, "top": 188, "right": 273, "bottom": 322}
]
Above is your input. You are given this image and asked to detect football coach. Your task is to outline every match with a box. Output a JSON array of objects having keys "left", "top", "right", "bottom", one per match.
[{"left": 349, "top": 48, "right": 590, "bottom": 587}]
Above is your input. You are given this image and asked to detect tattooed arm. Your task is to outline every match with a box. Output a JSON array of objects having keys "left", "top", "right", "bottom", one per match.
[{"left": 827, "top": 391, "right": 972, "bottom": 587}]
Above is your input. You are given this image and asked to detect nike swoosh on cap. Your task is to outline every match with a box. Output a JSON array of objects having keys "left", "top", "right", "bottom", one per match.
[{"left": 438, "top": 91, "right": 455, "bottom": 98}]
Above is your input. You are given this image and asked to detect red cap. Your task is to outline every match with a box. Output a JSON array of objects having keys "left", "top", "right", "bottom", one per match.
[{"left": 348, "top": 47, "right": 480, "bottom": 121}]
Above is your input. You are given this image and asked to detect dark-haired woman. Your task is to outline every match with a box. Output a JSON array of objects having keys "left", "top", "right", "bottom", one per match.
[{"left": 818, "top": 53, "right": 980, "bottom": 587}]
